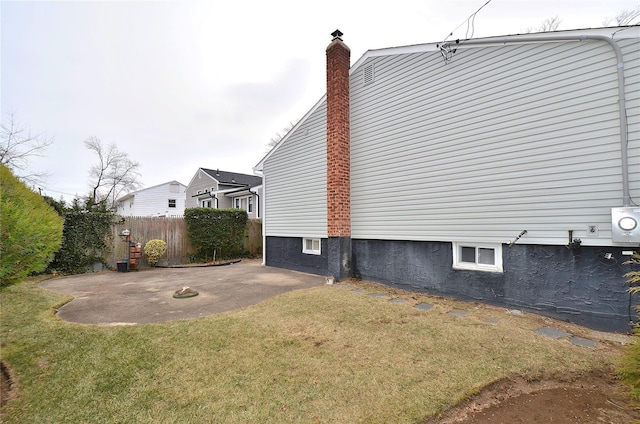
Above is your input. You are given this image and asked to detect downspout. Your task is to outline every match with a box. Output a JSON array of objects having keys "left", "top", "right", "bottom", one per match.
[
  {"left": 253, "top": 169, "right": 266, "bottom": 266},
  {"left": 439, "top": 33, "right": 630, "bottom": 206},
  {"left": 248, "top": 188, "right": 260, "bottom": 218}
]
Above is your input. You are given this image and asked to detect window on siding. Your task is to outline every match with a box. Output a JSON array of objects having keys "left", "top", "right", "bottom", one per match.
[
  {"left": 201, "top": 199, "right": 211, "bottom": 208},
  {"left": 303, "top": 238, "right": 321, "bottom": 255},
  {"left": 168, "top": 199, "right": 176, "bottom": 208},
  {"left": 452, "top": 242, "right": 503, "bottom": 273},
  {"left": 234, "top": 198, "right": 241, "bottom": 209},
  {"left": 248, "top": 196, "right": 253, "bottom": 213}
]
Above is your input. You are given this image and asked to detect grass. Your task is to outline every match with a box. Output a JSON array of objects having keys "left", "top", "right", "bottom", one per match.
[{"left": 0, "top": 276, "right": 623, "bottom": 423}]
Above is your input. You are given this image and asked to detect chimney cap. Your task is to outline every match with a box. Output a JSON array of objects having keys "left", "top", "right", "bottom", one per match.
[{"left": 331, "top": 29, "right": 343, "bottom": 40}]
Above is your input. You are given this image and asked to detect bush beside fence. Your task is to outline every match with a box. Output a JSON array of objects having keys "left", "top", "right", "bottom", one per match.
[{"left": 107, "top": 216, "right": 261, "bottom": 267}]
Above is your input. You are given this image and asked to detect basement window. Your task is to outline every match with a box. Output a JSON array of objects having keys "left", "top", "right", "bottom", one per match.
[
  {"left": 302, "top": 238, "right": 321, "bottom": 255},
  {"left": 452, "top": 242, "right": 503, "bottom": 273}
]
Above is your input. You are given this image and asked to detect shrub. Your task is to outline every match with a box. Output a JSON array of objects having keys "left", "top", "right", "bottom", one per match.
[
  {"left": 44, "top": 197, "right": 122, "bottom": 275},
  {"left": 184, "top": 208, "right": 248, "bottom": 260},
  {"left": 620, "top": 252, "right": 640, "bottom": 404},
  {"left": 0, "top": 164, "right": 63, "bottom": 285},
  {"left": 144, "top": 239, "right": 167, "bottom": 266}
]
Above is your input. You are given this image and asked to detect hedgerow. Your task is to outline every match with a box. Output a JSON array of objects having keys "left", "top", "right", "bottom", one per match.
[
  {"left": 0, "top": 164, "right": 63, "bottom": 285},
  {"left": 45, "top": 197, "right": 122, "bottom": 274},
  {"left": 184, "top": 208, "right": 247, "bottom": 260}
]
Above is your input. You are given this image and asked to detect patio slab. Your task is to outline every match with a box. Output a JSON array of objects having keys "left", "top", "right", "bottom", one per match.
[{"left": 40, "top": 259, "right": 325, "bottom": 325}]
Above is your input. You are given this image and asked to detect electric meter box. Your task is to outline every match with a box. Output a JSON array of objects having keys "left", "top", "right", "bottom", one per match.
[{"left": 611, "top": 207, "right": 640, "bottom": 243}]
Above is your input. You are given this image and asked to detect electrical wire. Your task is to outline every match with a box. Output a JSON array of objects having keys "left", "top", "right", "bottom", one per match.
[
  {"left": 438, "top": 0, "right": 493, "bottom": 64},
  {"left": 443, "top": 0, "right": 493, "bottom": 43}
]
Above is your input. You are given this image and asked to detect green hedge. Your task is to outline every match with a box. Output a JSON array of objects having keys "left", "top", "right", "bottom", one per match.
[
  {"left": 45, "top": 198, "right": 122, "bottom": 275},
  {"left": 0, "top": 165, "right": 63, "bottom": 285},
  {"left": 184, "top": 208, "right": 248, "bottom": 260}
]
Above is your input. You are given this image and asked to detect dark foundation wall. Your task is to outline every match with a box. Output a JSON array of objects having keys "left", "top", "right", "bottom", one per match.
[
  {"left": 266, "top": 236, "right": 328, "bottom": 275},
  {"left": 352, "top": 239, "right": 637, "bottom": 333}
]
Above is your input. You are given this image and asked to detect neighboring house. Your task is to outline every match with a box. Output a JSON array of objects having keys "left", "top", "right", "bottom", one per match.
[
  {"left": 185, "top": 168, "right": 262, "bottom": 219},
  {"left": 115, "top": 181, "right": 187, "bottom": 217},
  {"left": 255, "top": 27, "right": 640, "bottom": 332}
]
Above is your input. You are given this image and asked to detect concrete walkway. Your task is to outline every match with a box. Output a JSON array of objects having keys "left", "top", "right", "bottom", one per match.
[{"left": 41, "top": 259, "right": 325, "bottom": 325}]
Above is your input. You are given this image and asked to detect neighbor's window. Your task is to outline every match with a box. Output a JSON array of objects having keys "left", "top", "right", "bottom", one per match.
[
  {"left": 168, "top": 199, "right": 176, "bottom": 208},
  {"left": 452, "top": 242, "right": 503, "bottom": 272},
  {"left": 302, "top": 238, "right": 321, "bottom": 255},
  {"left": 201, "top": 199, "right": 211, "bottom": 208},
  {"left": 234, "top": 198, "right": 241, "bottom": 209},
  {"left": 248, "top": 196, "right": 253, "bottom": 213}
]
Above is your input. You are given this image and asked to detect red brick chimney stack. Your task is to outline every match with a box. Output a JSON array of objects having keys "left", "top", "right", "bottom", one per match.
[
  {"left": 326, "top": 29, "right": 351, "bottom": 238},
  {"left": 326, "top": 29, "right": 351, "bottom": 281}
]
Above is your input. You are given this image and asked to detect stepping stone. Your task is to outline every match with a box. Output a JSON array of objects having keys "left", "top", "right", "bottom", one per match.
[
  {"left": 533, "top": 326, "right": 572, "bottom": 339},
  {"left": 570, "top": 336, "right": 597, "bottom": 349},
  {"left": 415, "top": 303, "right": 433, "bottom": 311},
  {"left": 335, "top": 284, "right": 356, "bottom": 289},
  {"left": 389, "top": 298, "right": 408, "bottom": 304},
  {"left": 352, "top": 289, "right": 365, "bottom": 293},
  {"left": 448, "top": 309, "right": 469, "bottom": 317},
  {"left": 368, "top": 292, "right": 388, "bottom": 298},
  {"left": 481, "top": 317, "right": 500, "bottom": 324}
]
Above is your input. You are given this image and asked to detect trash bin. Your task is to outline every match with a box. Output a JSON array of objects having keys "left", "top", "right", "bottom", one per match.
[{"left": 117, "top": 261, "right": 128, "bottom": 272}]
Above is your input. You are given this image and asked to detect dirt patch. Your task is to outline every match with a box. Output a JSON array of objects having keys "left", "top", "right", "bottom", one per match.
[
  {"left": 0, "top": 361, "right": 16, "bottom": 409},
  {"left": 424, "top": 368, "right": 640, "bottom": 423}
]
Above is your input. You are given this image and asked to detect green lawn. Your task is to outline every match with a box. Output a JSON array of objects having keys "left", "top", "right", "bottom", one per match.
[{"left": 0, "top": 276, "right": 622, "bottom": 423}]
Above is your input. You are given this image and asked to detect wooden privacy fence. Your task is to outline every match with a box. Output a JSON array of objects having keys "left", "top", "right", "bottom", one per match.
[{"left": 107, "top": 216, "right": 262, "bottom": 266}]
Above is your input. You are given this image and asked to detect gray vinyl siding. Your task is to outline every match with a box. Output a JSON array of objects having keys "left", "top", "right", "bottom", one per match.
[
  {"left": 350, "top": 38, "right": 639, "bottom": 246},
  {"left": 264, "top": 103, "right": 327, "bottom": 237},
  {"left": 622, "top": 39, "right": 640, "bottom": 215}
]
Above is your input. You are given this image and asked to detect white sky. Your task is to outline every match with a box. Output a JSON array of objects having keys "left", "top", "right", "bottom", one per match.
[{"left": 2, "top": 0, "right": 638, "bottom": 201}]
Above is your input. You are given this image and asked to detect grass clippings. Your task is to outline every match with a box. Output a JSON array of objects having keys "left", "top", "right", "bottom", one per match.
[{"left": 0, "top": 277, "right": 624, "bottom": 423}]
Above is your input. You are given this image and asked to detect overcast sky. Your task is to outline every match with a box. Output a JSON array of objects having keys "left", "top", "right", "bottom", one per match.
[{"left": 2, "top": 0, "right": 638, "bottom": 201}]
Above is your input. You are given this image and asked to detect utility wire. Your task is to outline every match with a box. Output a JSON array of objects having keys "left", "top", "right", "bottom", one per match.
[
  {"left": 439, "top": 0, "right": 493, "bottom": 63},
  {"left": 443, "top": 0, "right": 493, "bottom": 43}
]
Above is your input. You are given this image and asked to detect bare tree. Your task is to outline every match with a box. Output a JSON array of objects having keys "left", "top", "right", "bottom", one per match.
[
  {"left": 603, "top": 5, "right": 640, "bottom": 26},
  {"left": 524, "top": 15, "right": 562, "bottom": 33},
  {"left": 266, "top": 120, "right": 299, "bottom": 153},
  {"left": 0, "top": 113, "right": 53, "bottom": 185},
  {"left": 85, "top": 136, "right": 141, "bottom": 208}
]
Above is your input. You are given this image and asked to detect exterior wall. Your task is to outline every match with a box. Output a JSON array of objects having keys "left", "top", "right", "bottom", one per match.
[
  {"left": 352, "top": 239, "right": 636, "bottom": 332},
  {"left": 260, "top": 29, "right": 639, "bottom": 332},
  {"left": 263, "top": 103, "right": 328, "bottom": 237},
  {"left": 185, "top": 169, "right": 217, "bottom": 208},
  {"left": 622, "top": 39, "right": 640, "bottom": 209},
  {"left": 116, "top": 182, "right": 186, "bottom": 216},
  {"left": 349, "top": 37, "right": 640, "bottom": 247},
  {"left": 228, "top": 186, "right": 263, "bottom": 219},
  {"left": 265, "top": 236, "right": 328, "bottom": 275}
]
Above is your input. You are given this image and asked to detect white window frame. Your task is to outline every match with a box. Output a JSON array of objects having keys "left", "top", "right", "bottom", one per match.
[
  {"left": 247, "top": 196, "right": 253, "bottom": 213},
  {"left": 302, "top": 238, "right": 321, "bottom": 255},
  {"left": 168, "top": 199, "right": 176, "bottom": 208},
  {"left": 452, "top": 242, "right": 503, "bottom": 273},
  {"left": 201, "top": 199, "right": 212, "bottom": 208}
]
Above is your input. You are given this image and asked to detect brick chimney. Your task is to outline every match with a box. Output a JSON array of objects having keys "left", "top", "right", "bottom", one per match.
[{"left": 326, "top": 29, "right": 351, "bottom": 281}]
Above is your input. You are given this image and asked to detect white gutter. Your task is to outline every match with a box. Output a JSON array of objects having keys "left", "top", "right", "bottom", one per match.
[{"left": 439, "top": 33, "right": 631, "bottom": 206}]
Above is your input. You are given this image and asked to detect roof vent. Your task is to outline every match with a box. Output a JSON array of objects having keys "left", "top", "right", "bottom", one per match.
[{"left": 363, "top": 63, "right": 374, "bottom": 85}]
